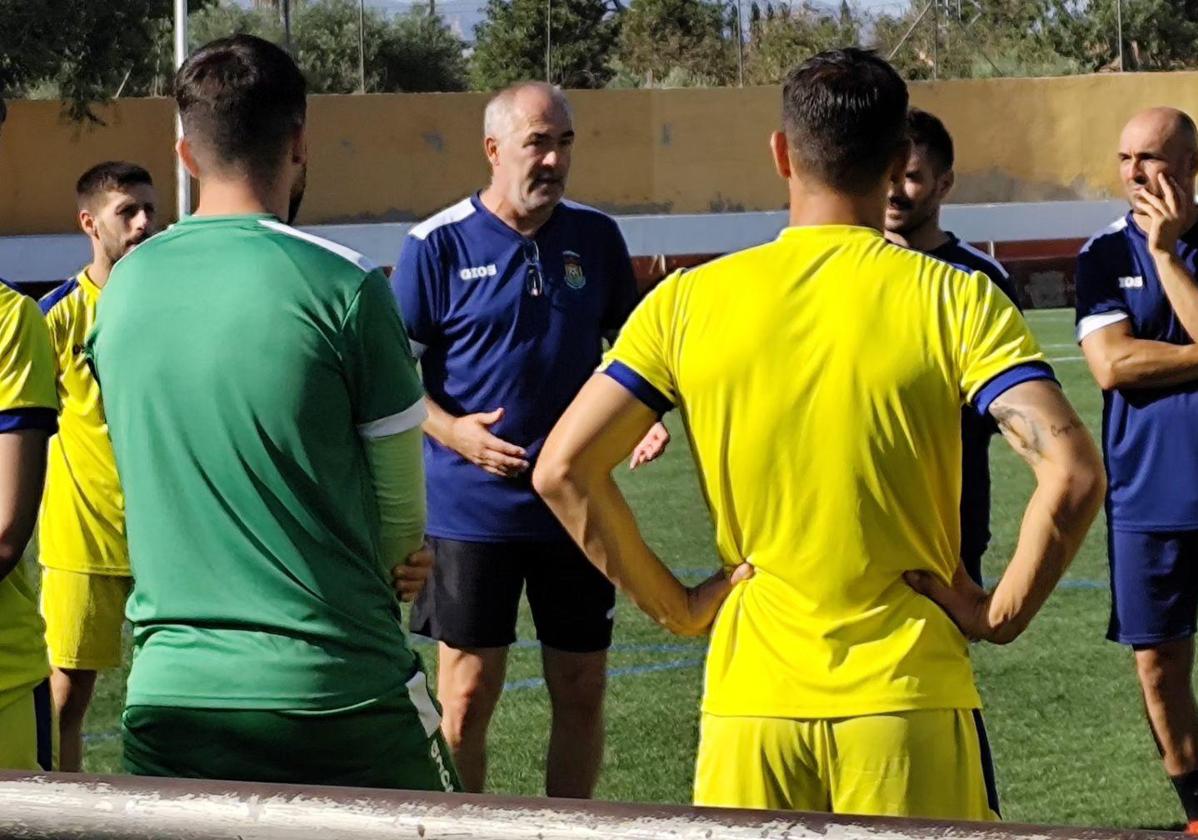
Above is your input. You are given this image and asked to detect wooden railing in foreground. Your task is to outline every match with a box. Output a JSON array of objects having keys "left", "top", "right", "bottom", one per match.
[{"left": 0, "top": 772, "right": 1178, "bottom": 840}]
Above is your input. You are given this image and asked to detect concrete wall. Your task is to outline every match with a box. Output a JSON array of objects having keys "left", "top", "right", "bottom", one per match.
[{"left": 3, "top": 71, "right": 1196, "bottom": 236}]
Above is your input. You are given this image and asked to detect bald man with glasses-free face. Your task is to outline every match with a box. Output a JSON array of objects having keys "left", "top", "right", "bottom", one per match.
[{"left": 391, "top": 81, "right": 666, "bottom": 798}]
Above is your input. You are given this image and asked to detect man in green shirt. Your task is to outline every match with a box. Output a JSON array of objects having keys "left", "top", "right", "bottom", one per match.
[{"left": 87, "top": 34, "right": 458, "bottom": 790}]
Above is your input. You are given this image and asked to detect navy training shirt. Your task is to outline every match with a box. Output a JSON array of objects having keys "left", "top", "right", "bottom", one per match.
[
  {"left": 927, "top": 233, "right": 1021, "bottom": 570},
  {"left": 1075, "top": 212, "right": 1198, "bottom": 531},
  {"left": 393, "top": 193, "right": 639, "bottom": 541}
]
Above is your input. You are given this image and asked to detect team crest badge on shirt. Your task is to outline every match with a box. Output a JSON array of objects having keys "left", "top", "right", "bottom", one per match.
[{"left": 562, "top": 251, "right": 586, "bottom": 290}]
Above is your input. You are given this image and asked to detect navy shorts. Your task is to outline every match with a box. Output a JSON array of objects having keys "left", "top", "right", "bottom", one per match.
[
  {"left": 410, "top": 537, "right": 616, "bottom": 653},
  {"left": 1108, "top": 529, "right": 1198, "bottom": 646}
]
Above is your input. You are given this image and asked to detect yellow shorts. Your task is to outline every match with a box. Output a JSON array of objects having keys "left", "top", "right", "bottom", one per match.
[
  {"left": 0, "top": 681, "right": 52, "bottom": 771},
  {"left": 40, "top": 568, "right": 131, "bottom": 671},
  {"left": 694, "top": 708, "right": 999, "bottom": 820}
]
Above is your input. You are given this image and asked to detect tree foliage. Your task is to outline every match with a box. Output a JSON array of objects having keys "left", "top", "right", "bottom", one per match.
[
  {"left": 611, "top": 0, "right": 735, "bottom": 87},
  {"left": 471, "top": 0, "right": 618, "bottom": 89}
]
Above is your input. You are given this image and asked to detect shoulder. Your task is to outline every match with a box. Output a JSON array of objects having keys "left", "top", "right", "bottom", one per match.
[
  {"left": 38, "top": 277, "right": 81, "bottom": 318},
  {"left": 408, "top": 197, "right": 478, "bottom": 244},
  {"left": 0, "top": 283, "right": 49, "bottom": 345},
  {"left": 257, "top": 219, "right": 376, "bottom": 276},
  {"left": 1079, "top": 215, "right": 1130, "bottom": 260},
  {"left": 561, "top": 200, "right": 624, "bottom": 239}
]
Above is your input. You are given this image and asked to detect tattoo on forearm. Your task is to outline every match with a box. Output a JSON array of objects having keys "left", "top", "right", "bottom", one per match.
[
  {"left": 1050, "top": 420, "right": 1082, "bottom": 438},
  {"left": 991, "top": 403, "right": 1044, "bottom": 465}
]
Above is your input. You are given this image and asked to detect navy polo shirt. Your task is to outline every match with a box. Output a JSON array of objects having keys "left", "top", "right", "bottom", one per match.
[
  {"left": 1076, "top": 213, "right": 1198, "bottom": 532},
  {"left": 926, "top": 233, "right": 1021, "bottom": 566},
  {"left": 393, "top": 194, "right": 638, "bottom": 541}
]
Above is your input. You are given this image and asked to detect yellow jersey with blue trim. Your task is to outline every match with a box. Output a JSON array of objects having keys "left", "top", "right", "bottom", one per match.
[
  {"left": 0, "top": 280, "right": 56, "bottom": 705},
  {"left": 38, "top": 269, "right": 128, "bottom": 576},
  {"left": 602, "top": 224, "right": 1053, "bottom": 719}
]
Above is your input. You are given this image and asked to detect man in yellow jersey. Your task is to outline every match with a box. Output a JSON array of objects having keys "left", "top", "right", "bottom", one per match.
[
  {"left": 0, "top": 279, "right": 57, "bottom": 772},
  {"left": 38, "top": 161, "right": 157, "bottom": 771},
  {"left": 0, "top": 94, "right": 56, "bottom": 773},
  {"left": 535, "top": 49, "right": 1106, "bottom": 819}
]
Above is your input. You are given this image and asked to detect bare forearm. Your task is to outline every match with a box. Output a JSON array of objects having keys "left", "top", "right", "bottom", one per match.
[
  {"left": 1154, "top": 252, "right": 1198, "bottom": 342},
  {"left": 0, "top": 431, "right": 49, "bottom": 582},
  {"left": 987, "top": 467, "right": 1101, "bottom": 642},
  {"left": 421, "top": 396, "right": 455, "bottom": 447},
  {"left": 1090, "top": 337, "right": 1198, "bottom": 389},
  {"left": 540, "top": 471, "right": 693, "bottom": 633}
]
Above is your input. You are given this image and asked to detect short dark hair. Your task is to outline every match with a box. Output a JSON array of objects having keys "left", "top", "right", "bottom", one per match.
[
  {"left": 76, "top": 161, "right": 153, "bottom": 209},
  {"left": 174, "top": 34, "right": 306, "bottom": 183},
  {"left": 907, "top": 108, "right": 954, "bottom": 173},
  {"left": 781, "top": 48, "right": 909, "bottom": 195}
]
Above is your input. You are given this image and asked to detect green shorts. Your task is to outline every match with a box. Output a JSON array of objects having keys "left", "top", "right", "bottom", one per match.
[{"left": 122, "top": 670, "right": 460, "bottom": 791}]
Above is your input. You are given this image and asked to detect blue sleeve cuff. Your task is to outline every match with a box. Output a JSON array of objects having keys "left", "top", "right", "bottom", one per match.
[
  {"left": 0, "top": 407, "right": 57, "bottom": 434},
  {"left": 972, "top": 361, "right": 1058, "bottom": 417},
  {"left": 603, "top": 361, "right": 674, "bottom": 416}
]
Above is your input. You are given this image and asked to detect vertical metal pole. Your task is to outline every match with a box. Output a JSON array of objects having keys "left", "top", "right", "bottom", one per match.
[
  {"left": 174, "top": 0, "right": 190, "bottom": 220},
  {"left": 282, "top": 0, "right": 293, "bottom": 53},
  {"left": 545, "top": 0, "right": 551, "bottom": 82},
  {"left": 735, "top": 0, "right": 744, "bottom": 87},
  {"left": 358, "top": 0, "right": 366, "bottom": 92},
  {"left": 1115, "top": 0, "right": 1124, "bottom": 71},
  {"left": 931, "top": 0, "right": 938, "bottom": 81}
]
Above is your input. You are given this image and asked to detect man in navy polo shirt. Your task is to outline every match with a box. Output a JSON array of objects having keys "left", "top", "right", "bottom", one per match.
[
  {"left": 392, "top": 81, "right": 659, "bottom": 797},
  {"left": 884, "top": 108, "right": 1021, "bottom": 587},
  {"left": 1076, "top": 107, "right": 1198, "bottom": 832}
]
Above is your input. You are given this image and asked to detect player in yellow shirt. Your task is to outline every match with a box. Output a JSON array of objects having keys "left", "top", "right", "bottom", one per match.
[
  {"left": 38, "top": 161, "right": 157, "bottom": 771},
  {"left": 0, "top": 93, "right": 57, "bottom": 773},
  {"left": 0, "top": 279, "right": 58, "bottom": 771},
  {"left": 535, "top": 49, "right": 1106, "bottom": 819}
]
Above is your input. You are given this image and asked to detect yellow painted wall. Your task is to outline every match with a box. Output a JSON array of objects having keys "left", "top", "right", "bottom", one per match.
[{"left": 4, "top": 72, "right": 1198, "bottom": 235}]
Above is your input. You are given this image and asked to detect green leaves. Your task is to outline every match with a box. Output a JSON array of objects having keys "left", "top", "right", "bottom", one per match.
[{"left": 471, "top": 0, "right": 618, "bottom": 89}]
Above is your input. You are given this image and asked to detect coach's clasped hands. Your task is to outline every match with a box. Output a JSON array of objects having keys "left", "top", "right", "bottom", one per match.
[
  {"left": 449, "top": 407, "right": 530, "bottom": 478},
  {"left": 903, "top": 566, "right": 1023, "bottom": 645},
  {"left": 675, "top": 562, "right": 755, "bottom": 636},
  {"left": 392, "top": 544, "right": 434, "bottom": 603}
]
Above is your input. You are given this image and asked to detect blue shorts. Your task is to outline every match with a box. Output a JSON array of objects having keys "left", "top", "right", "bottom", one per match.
[{"left": 1108, "top": 529, "right": 1198, "bottom": 646}]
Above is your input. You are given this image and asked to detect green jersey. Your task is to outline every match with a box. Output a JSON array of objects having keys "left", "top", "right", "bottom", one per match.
[{"left": 88, "top": 214, "right": 427, "bottom": 710}]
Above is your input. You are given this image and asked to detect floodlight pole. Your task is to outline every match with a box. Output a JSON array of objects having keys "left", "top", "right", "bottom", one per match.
[
  {"left": 174, "top": 0, "right": 190, "bottom": 220},
  {"left": 735, "top": 0, "right": 744, "bottom": 87},
  {"left": 1115, "top": 0, "right": 1124, "bottom": 71},
  {"left": 358, "top": 0, "right": 366, "bottom": 92},
  {"left": 545, "top": 0, "right": 551, "bottom": 82}
]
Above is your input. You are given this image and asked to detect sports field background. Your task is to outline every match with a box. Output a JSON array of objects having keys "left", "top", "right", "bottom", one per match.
[{"left": 73, "top": 308, "right": 1178, "bottom": 830}]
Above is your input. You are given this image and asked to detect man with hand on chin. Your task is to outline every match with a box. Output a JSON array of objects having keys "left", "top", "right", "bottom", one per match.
[{"left": 1076, "top": 107, "right": 1198, "bottom": 834}]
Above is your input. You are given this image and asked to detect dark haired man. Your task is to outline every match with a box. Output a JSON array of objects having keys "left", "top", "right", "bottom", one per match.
[
  {"left": 535, "top": 48, "right": 1104, "bottom": 817},
  {"left": 884, "top": 108, "right": 1021, "bottom": 586},
  {"left": 38, "top": 161, "right": 157, "bottom": 772},
  {"left": 87, "top": 35, "right": 457, "bottom": 789}
]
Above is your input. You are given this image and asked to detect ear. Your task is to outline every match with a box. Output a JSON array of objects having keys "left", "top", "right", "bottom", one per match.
[
  {"left": 770, "top": 131, "right": 792, "bottom": 180},
  {"left": 484, "top": 135, "right": 500, "bottom": 168},
  {"left": 939, "top": 168, "right": 956, "bottom": 199},
  {"left": 78, "top": 208, "right": 97, "bottom": 240},
  {"left": 177, "top": 136, "right": 201, "bottom": 180}
]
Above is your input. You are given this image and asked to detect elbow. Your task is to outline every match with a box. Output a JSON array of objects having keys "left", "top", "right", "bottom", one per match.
[
  {"left": 1091, "top": 357, "right": 1122, "bottom": 391},
  {"left": 1064, "top": 451, "right": 1108, "bottom": 522},
  {"left": 532, "top": 453, "right": 576, "bottom": 504}
]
